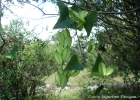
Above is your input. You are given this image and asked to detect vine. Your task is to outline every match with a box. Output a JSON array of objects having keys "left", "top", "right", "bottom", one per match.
[{"left": 53, "top": 1, "right": 114, "bottom": 96}]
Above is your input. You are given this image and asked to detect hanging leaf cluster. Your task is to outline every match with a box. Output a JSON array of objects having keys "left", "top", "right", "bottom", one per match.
[
  {"left": 53, "top": 1, "right": 114, "bottom": 93},
  {"left": 53, "top": 1, "right": 98, "bottom": 37},
  {"left": 54, "top": 29, "right": 84, "bottom": 89},
  {"left": 92, "top": 53, "right": 113, "bottom": 76},
  {"left": 54, "top": 28, "right": 72, "bottom": 64},
  {"left": 55, "top": 67, "right": 80, "bottom": 89}
]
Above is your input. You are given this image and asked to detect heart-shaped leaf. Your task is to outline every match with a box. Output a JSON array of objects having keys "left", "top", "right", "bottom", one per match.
[
  {"left": 53, "top": 17, "right": 76, "bottom": 29},
  {"left": 64, "top": 36, "right": 72, "bottom": 47},
  {"left": 64, "top": 54, "right": 84, "bottom": 71},
  {"left": 62, "top": 46, "right": 71, "bottom": 61},
  {"left": 99, "top": 62, "right": 106, "bottom": 76},
  {"left": 55, "top": 71, "right": 62, "bottom": 86},
  {"left": 84, "top": 11, "right": 98, "bottom": 36},
  {"left": 63, "top": 28, "right": 70, "bottom": 38},
  {"left": 92, "top": 53, "right": 104, "bottom": 72},
  {"left": 93, "top": 72, "right": 102, "bottom": 76},
  {"left": 59, "top": 7, "right": 69, "bottom": 22},
  {"left": 57, "top": 32, "right": 65, "bottom": 45},
  {"left": 106, "top": 66, "right": 113, "bottom": 76},
  {"left": 60, "top": 75, "right": 69, "bottom": 89},
  {"left": 70, "top": 5, "right": 79, "bottom": 12},
  {"left": 57, "top": 1, "right": 67, "bottom": 10},
  {"left": 80, "top": 10, "right": 88, "bottom": 18},
  {"left": 56, "top": 44, "right": 63, "bottom": 54},
  {"left": 69, "top": 10, "right": 85, "bottom": 23},
  {"left": 70, "top": 70, "right": 80, "bottom": 77},
  {"left": 54, "top": 50, "right": 62, "bottom": 64},
  {"left": 53, "top": 6, "right": 71, "bottom": 29}
]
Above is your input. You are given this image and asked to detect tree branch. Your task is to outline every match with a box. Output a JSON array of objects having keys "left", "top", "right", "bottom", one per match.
[
  {"left": 16, "top": 0, "right": 140, "bottom": 16},
  {"left": 61, "top": 0, "right": 140, "bottom": 15},
  {"left": 17, "top": 1, "right": 58, "bottom": 16},
  {"left": 81, "top": 7, "right": 140, "bottom": 14}
]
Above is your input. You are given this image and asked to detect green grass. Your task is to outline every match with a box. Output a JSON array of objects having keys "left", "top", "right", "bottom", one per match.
[
  {"left": 55, "top": 90, "right": 81, "bottom": 100},
  {"left": 42, "top": 68, "right": 128, "bottom": 100},
  {"left": 113, "top": 75, "right": 123, "bottom": 82},
  {"left": 44, "top": 68, "right": 94, "bottom": 87}
]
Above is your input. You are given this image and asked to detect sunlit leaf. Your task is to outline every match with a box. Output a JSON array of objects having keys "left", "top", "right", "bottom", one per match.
[
  {"left": 57, "top": 32, "right": 65, "bottom": 45},
  {"left": 70, "top": 70, "right": 80, "bottom": 77},
  {"left": 106, "top": 66, "right": 113, "bottom": 76},
  {"left": 56, "top": 43, "right": 63, "bottom": 54},
  {"left": 99, "top": 62, "right": 106, "bottom": 76},
  {"left": 63, "top": 28, "right": 70, "bottom": 38},
  {"left": 54, "top": 50, "right": 62, "bottom": 64},
  {"left": 69, "top": 10, "right": 85, "bottom": 23},
  {"left": 62, "top": 46, "right": 71, "bottom": 61},
  {"left": 80, "top": 10, "right": 88, "bottom": 18},
  {"left": 55, "top": 71, "right": 62, "bottom": 86},
  {"left": 64, "top": 36, "right": 72, "bottom": 47},
  {"left": 60, "top": 75, "right": 68, "bottom": 89},
  {"left": 64, "top": 54, "right": 84, "bottom": 71},
  {"left": 92, "top": 53, "right": 104, "bottom": 72}
]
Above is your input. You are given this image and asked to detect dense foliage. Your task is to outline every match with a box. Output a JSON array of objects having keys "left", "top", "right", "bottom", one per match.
[{"left": 0, "top": 20, "right": 57, "bottom": 99}]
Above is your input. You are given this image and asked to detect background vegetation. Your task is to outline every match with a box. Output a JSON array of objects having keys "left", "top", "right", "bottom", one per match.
[{"left": 0, "top": 0, "right": 140, "bottom": 100}]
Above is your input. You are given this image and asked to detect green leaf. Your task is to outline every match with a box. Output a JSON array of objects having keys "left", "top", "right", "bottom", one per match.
[
  {"left": 63, "top": 28, "right": 70, "bottom": 38},
  {"left": 57, "top": 0, "right": 67, "bottom": 10},
  {"left": 84, "top": 11, "right": 98, "bottom": 36},
  {"left": 92, "top": 53, "right": 104, "bottom": 72},
  {"left": 94, "top": 85, "right": 104, "bottom": 95},
  {"left": 64, "top": 36, "right": 72, "bottom": 47},
  {"left": 64, "top": 54, "right": 84, "bottom": 71},
  {"left": 88, "top": 39, "right": 94, "bottom": 52},
  {"left": 93, "top": 72, "right": 102, "bottom": 76},
  {"left": 53, "top": 3, "right": 78, "bottom": 29},
  {"left": 70, "top": 70, "right": 80, "bottom": 77},
  {"left": 4, "top": 45, "right": 18, "bottom": 59},
  {"left": 99, "top": 62, "right": 106, "bottom": 76},
  {"left": 69, "top": 10, "right": 85, "bottom": 23},
  {"left": 70, "top": 5, "right": 79, "bottom": 12},
  {"left": 58, "top": 67, "right": 63, "bottom": 74},
  {"left": 62, "top": 46, "right": 71, "bottom": 61},
  {"left": 106, "top": 66, "right": 113, "bottom": 76},
  {"left": 59, "top": 7, "right": 69, "bottom": 22},
  {"left": 55, "top": 71, "right": 62, "bottom": 86},
  {"left": 53, "top": 17, "right": 76, "bottom": 29},
  {"left": 57, "top": 32, "right": 65, "bottom": 45},
  {"left": 54, "top": 50, "right": 62, "bottom": 64},
  {"left": 77, "top": 22, "right": 84, "bottom": 31},
  {"left": 56, "top": 44, "right": 63, "bottom": 54},
  {"left": 80, "top": 10, "right": 88, "bottom": 18},
  {"left": 53, "top": 6, "right": 71, "bottom": 29},
  {"left": 60, "top": 75, "right": 68, "bottom": 89}
]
